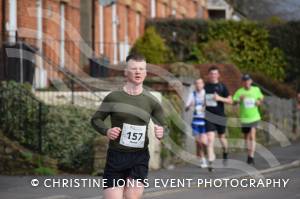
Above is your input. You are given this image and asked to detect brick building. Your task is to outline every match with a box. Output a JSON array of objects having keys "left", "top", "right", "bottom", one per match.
[
  {"left": 0, "top": 0, "right": 81, "bottom": 87},
  {"left": 87, "top": 0, "right": 208, "bottom": 64},
  {"left": 0, "top": 0, "right": 208, "bottom": 88}
]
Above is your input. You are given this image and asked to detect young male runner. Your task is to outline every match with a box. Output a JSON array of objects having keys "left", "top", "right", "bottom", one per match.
[
  {"left": 91, "top": 54, "right": 167, "bottom": 199},
  {"left": 233, "top": 74, "right": 264, "bottom": 165},
  {"left": 185, "top": 78, "right": 208, "bottom": 168},
  {"left": 204, "top": 66, "right": 233, "bottom": 171}
]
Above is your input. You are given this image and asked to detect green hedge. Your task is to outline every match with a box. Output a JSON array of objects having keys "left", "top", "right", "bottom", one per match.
[
  {"left": 267, "top": 21, "right": 300, "bottom": 90},
  {"left": 130, "top": 27, "right": 173, "bottom": 64},
  {"left": 0, "top": 81, "right": 98, "bottom": 173},
  {"left": 0, "top": 81, "right": 46, "bottom": 150},
  {"left": 207, "top": 20, "right": 286, "bottom": 80},
  {"left": 43, "top": 105, "right": 97, "bottom": 173},
  {"left": 142, "top": 19, "right": 287, "bottom": 81}
]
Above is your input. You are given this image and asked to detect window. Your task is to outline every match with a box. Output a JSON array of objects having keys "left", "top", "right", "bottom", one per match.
[
  {"left": 150, "top": 0, "right": 156, "bottom": 18},
  {"left": 171, "top": 7, "right": 176, "bottom": 17},
  {"left": 208, "top": 9, "right": 226, "bottom": 19}
]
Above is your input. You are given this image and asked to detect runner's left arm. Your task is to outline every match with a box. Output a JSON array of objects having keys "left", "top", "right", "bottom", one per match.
[
  {"left": 151, "top": 101, "right": 169, "bottom": 139},
  {"left": 255, "top": 87, "right": 264, "bottom": 106}
]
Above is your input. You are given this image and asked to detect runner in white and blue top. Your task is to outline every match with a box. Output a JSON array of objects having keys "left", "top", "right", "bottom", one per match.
[
  {"left": 191, "top": 90, "right": 206, "bottom": 134},
  {"left": 185, "top": 78, "right": 208, "bottom": 168}
]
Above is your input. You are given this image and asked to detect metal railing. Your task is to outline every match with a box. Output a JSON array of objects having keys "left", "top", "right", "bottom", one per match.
[{"left": 0, "top": 81, "right": 46, "bottom": 153}]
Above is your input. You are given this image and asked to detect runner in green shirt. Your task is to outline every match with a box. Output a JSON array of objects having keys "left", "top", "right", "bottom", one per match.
[{"left": 233, "top": 74, "right": 264, "bottom": 165}]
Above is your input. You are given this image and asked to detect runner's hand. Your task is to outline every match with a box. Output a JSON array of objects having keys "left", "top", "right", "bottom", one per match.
[
  {"left": 154, "top": 125, "right": 164, "bottom": 140},
  {"left": 106, "top": 127, "right": 121, "bottom": 140},
  {"left": 214, "top": 92, "right": 221, "bottom": 101},
  {"left": 255, "top": 99, "right": 262, "bottom": 106},
  {"left": 240, "top": 95, "right": 245, "bottom": 101}
]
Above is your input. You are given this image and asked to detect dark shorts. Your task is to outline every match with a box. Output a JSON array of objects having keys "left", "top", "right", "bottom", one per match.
[
  {"left": 103, "top": 148, "right": 150, "bottom": 189},
  {"left": 205, "top": 119, "right": 227, "bottom": 134},
  {"left": 241, "top": 122, "right": 258, "bottom": 133}
]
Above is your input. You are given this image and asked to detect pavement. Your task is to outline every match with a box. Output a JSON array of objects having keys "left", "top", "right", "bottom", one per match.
[{"left": 0, "top": 141, "right": 300, "bottom": 199}]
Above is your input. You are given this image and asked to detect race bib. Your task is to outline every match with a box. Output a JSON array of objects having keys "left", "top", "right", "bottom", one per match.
[
  {"left": 205, "top": 94, "right": 217, "bottom": 107},
  {"left": 119, "top": 123, "right": 147, "bottom": 148},
  {"left": 195, "top": 105, "right": 204, "bottom": 115},
  {"left": 244, "top": 98, "right": 256, "bottom": 108}
]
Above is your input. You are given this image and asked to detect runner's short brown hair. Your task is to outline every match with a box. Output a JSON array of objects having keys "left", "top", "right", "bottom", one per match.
[{"left": 126, "top": 54, "right": 146, "bottom": 62}]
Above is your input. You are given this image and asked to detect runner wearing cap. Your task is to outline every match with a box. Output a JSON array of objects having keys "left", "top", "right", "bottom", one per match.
[
  {"left": 91, "top": 54, "right": 167, "bottom": 199},
  {"left": 233, "top": 74, "right": 264, "bottom": 165}
]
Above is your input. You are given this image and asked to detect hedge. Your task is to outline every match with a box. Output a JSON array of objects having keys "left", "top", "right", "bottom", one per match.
[
  {"left": 43, "top": 105, "right": 97, "bottom": 173},
  {"left": 130, "top": 27, "right": 173, "bottom": 64},
  {"left": 142, "top": 19, "right": 287, "bottom": 81},
  {"left": 266, "top": 21, "right": 300, "bottom": 90},
  {"left": 0, "top": 81, "right": 98, "bottom": 173}
]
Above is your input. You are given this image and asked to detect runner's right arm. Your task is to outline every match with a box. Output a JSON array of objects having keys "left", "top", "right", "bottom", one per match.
[
  {"left": 232, "top": 89, "right": 240, "bottom": 105},
  {"left": 214, "top": 84, "right": 233, "bottom": 105},
  {"left": 91, "top": 96, "right": 111, "bottom": 136},
  {"left": 185, "top": 92, "right": 194, "bottom": 111}
]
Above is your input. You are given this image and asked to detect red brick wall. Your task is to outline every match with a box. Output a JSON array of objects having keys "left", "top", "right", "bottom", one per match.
[
  {"left": 17, "top": 0, "right": 37, "bottom": 41},
  {"left": 2, "top": 0, "right": 208, "bottom": 84},
  {"left": 15, "top": 0, "right": 81, "bottom": 80},
  {"left": 65, "top": 0, "right": 81, "bottom": 74}
]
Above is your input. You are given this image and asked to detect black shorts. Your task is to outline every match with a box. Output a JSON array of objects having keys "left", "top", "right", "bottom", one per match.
[
  {"left": 205, "top": 119, "right": 227, "bottom": 134},
  {"left": 103, "top": 148, "right": 150, "bottom": 189},
  {"left": 241, "top": 122, "right": 258, "bottom": 133}
]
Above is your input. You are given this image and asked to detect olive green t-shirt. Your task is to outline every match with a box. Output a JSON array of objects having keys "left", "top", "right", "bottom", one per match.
[
  {"left": 233, "top": 86, "right": 264, "bottom": 124},
  {"left": 91, "top": 89, "right": 167, "bottom": 152}
]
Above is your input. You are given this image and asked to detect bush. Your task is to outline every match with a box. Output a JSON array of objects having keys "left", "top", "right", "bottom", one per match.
[
  {"left": 130, "top": 27, "right": 174, "bottom": 64},
  {"left": 189, "top": 40, "right": 232, "bottom": 64},
  {"left": 0, "top": 81, "right": 98, "bottom": 173},
  {"left": 169, "top": 62, "right": 200, "bottom": 79},
  {"left": 33, "top": 167, "right": 56, "bottom": 175},
  {"left": 267, "top": 21, "right": 300, "bottom": 90},
  {"left": 147, "top": 18, "right": 209, "bottom": 61},
  {"left": 43, "top": 105, "right": 97, "bottom": 173},
  {"left": 207, "top": 20, "right": 286, "bottom": 81},
  {"left": 146, "top": 19, "right": 287, "bottom": 81},
  {"left": 0, "top": 81, "right": 47, "bottom": 150}
]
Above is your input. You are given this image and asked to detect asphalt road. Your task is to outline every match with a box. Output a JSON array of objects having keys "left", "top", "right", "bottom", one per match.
[
  {"left": 145, "top": 167, "right": 300, "bottom": 199},
  {"left": 1, "top": 142, "right": 300, "bottom": 199}
]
